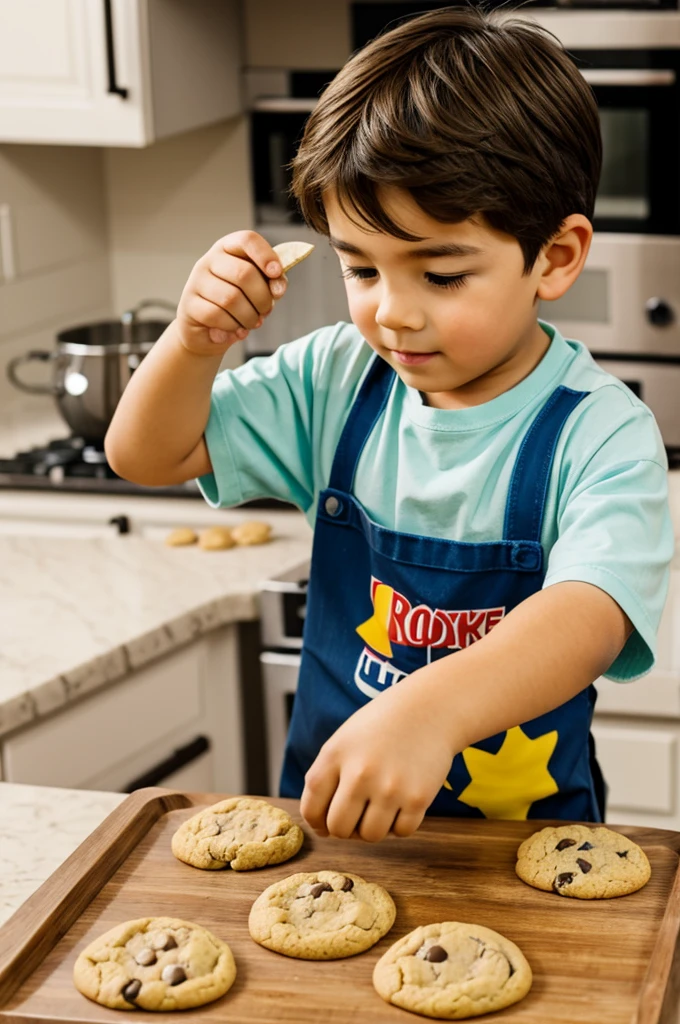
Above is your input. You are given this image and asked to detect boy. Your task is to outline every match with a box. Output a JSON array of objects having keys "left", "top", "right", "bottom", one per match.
[{"left": 106, "top": 8, "right": 673, "bottom": 841}]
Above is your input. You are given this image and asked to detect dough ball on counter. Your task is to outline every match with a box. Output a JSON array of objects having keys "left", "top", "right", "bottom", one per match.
[
  {"left": 198, "top": 526, "right": 236, "bottom": 551},
  {"left": 232, "top": 521, "right": 272, "bottom": 546},
  {"left": 165, "top": 527, "right": 198, "bottom": 547}
]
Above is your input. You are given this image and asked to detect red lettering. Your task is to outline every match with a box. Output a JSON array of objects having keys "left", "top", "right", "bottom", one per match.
[
  {"left": 389, "top": 591, "right": 411, "bottom": 645},
  {"left": 457, "top": 610, "right": 487, "bottom": 647},
  {"left": 406, "top": 604, "right": 433, "bottom": 647},
  {"left": 366, "top": 579, "right": 507, "bottom": 652},
  {"left": 486, "top": 607, "right": 505, "bottom": 633},
  {"left": 431, "top": 610, "right": 453, "bottom": 648}
]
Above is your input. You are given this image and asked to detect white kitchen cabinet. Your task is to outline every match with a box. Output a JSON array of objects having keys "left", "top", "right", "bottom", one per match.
[
  {"left": 0, "top": 626, "right": 244, "bottom": 794},
  {"left": 593, "top": 715, "right": 680, "bottom": 830},
  {"left": 0, "top": 0, "right": 242, "bottom": 147}
]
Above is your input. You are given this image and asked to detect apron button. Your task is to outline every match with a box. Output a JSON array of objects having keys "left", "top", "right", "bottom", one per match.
[
  {"left": 324, "top": 495, "right": 341, "bottom": 516},
  {"left": 514, "top": 544, "right": 539, "bottom": 569}
]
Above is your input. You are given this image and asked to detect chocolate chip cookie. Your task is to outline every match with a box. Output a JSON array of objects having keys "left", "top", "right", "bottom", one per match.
[
  {"left": 373, "top": 921, "right": 532, "bottom": 1019},
  {"left": 248, "top": 870, "right": 396, "bottom": 959},
  {"left": 171, "top": 797, "right": 304, "bottom": 871},
  {"left": 516, "top": 824, "right": 651, "bottom": 898},
  {"left": 73, "top": 917, "right": 235, "bottom": 1011}
]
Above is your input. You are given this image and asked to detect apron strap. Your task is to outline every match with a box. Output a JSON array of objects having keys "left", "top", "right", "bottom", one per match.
[
  {"left": 504, "top": 386, "right": 589, "bottom": 543},
  {"left": 328, "top": 354, "right": 395, "bottom": 492}
]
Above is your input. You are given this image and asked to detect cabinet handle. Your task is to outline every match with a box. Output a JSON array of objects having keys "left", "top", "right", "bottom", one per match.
[
  {"left": 123, "top": 735, "right": 211, "bottom": 791},
  {"left": 103, "top": 0, "right": 128, "bottom": 99}
]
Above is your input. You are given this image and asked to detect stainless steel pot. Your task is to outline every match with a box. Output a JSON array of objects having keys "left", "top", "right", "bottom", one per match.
[{"left": 7, "top": 304, "right": 173, "bottom": 443}]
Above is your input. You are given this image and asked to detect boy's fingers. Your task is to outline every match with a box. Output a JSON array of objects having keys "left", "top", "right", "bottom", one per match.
[
  {"left": 216, "top": 230, "right": 283, "bottom": 280},
  {"left": 300, "top": 764, "right": 339, "bottom": 835},
  {"left": 357, "top": 801, "right": 400, "bottom": 844},
  {"left": 197, "top": 273, "right": 263, "bottom": 330},
  {"left": 390, "top": 806, "right": 425, "bottom": 838},
  {"left": 184, "top": 295, "right": 245, "bottom": 336},
  {"left": 207, "top": 254, "right": 278, "bottom": 316},
  {"left": 325, "top": 786, "right": 368, "bottom": 840}
]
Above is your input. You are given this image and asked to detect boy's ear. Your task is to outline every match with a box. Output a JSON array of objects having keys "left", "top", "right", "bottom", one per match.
[{"left": 535, "top": 214, "right": 593, "bottom": 302}]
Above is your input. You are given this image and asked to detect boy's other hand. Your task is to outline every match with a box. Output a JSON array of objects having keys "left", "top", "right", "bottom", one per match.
[
  {"left": 175, "top": 230, "right": 287, "bottom": 355},
  {"left": 300, "top": 678, "right": 454, "bottom": 842}
]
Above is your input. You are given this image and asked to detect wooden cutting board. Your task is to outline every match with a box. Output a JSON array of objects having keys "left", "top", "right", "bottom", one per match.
[{"left": 0, "top": 789, "right": 679, "bottom": 1023}]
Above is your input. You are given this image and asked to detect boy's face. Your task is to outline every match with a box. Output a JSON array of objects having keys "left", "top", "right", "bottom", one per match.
[{"left": 325, "top": 187, "right": 550, "bottom": 409}]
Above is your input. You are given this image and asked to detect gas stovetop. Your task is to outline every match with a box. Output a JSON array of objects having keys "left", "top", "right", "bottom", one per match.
[
  {"left": 0, "top": 436, "right": 201, "bottom": 498},
  {"left": 0, "top": 435, "right": 293, "bottom": 508}
]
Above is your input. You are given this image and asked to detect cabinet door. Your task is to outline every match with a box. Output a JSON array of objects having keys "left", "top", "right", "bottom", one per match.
[{"left": 0, "top": 0, "right": 149, "bottom": 146}]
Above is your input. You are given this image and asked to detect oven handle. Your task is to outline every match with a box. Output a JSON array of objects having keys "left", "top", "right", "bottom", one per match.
[
  {"left": 581, "top": 69, "right": 676, "bottom": 87},
  {"left": 122, "top": 734, "right": 210, "bottom": 791}
]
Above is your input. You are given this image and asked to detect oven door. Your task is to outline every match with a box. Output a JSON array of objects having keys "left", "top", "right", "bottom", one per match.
[{"left": 573, "top": 49, "right": 680, "bottom": 235}]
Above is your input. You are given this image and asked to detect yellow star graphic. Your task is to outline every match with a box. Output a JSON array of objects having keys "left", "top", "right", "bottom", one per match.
[
  {"left": 355, "top": 583, "right": 394, "bottom": 657},
  {"left": 453, "top": 725, "right": 559, "bottom": 820}
]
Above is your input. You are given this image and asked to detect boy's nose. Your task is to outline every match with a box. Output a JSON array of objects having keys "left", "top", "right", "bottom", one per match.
[{"left": 375, "top": 292, "right": 426, "bottom": 333}]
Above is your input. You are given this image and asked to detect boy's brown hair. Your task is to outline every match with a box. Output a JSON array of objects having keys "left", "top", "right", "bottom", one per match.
[{"left": 291, "top": 6, "right": 602, "bottom": 273}]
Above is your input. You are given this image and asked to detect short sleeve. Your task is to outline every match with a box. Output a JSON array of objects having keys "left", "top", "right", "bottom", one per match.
[
  {"left": 196, "top": 322, "right": 371, "bottom": 513},
  {"left": 543, "top": 409, "right": 673, "bottom": 681}
]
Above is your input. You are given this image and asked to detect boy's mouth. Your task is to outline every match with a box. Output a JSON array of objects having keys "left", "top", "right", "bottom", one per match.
[{"left": 390, "top": 350, "right": 437, "bottom": 366}]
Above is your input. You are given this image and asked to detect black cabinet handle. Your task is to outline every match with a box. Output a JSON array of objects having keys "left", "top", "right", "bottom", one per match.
[
  {"left": 104, "top": 0, "right": 128, "bottom": 98},
  {"left": 123, "top": 735, "right": 211, "bottom": 791}
]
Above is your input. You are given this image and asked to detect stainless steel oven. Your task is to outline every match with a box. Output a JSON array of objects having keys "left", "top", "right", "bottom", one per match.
[{"left": 258, "top": 561, "right": 309, "bottom": 796}]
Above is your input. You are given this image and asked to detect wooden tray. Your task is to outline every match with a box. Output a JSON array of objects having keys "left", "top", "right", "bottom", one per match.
[{"left": 1, "top": 789, "right": 679, "bottom": 1023}]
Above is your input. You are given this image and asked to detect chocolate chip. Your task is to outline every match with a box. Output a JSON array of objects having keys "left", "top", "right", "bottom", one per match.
[
  {"left": 162, "top": 935, "right": 177, "bottom": 951},
  {"left": 424, "top": 944, "right": 448, "bottom": 962},
  {"left": 578, "top": 842, "right": 594, "bottom": 851},
  {"left": 310, "top": 882, "right": 333, "bottom": 898},
  {"left": 553, "top": 872, "right": 575, "bottom": 892},
  {"left": 122, "top": 979, "right": 142, "bottom": 1002},
  {"left": 617, "top": 850, "right": 629, "bottom": 858},
  {"left": 555, "top": 838, "right": 577, "bottom": 851},
  {"left": 151, "top": 931, "right": 170, "bottom": 950},
  {"left": 135, "top": 947, "right": 156, "bottom": 966},
  {"left": 161, "top": 964, "right": 186, "bottom": 986},
  {"left": 340, "top": 877, "right": 354, "bottom": 891},
  {"left": 576, "top": 858, "right": 592, "bottom": 874}
]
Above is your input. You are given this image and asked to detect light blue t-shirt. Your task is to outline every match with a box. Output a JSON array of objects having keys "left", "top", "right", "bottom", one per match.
[{"left": 199, "top": 320, "right": 674, "bottom": 683}]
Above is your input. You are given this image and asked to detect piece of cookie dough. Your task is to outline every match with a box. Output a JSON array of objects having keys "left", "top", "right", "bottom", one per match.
[
  {"left": 248, "top": 870, "right": 396, "bottom": 960},
  {"left": 165, "top": 527, "right": 198, "bottom": 547},
  {"left": 171, "top": 797, "right": 303, "bottom": 871},
  {"left": 198, "top": 526, "right": 235, "bottom": 551},
  {"left": 516, "top": 823, "right": 651, "bottom": 898},
  {"left": 272, "top": 240, "right": 314, "bottom": 272},
  {"left": 373, "top": 921, "right": 532, "bottom": 1020},
  {"left": 73, "top": 917, "right": 235, "bottom": 1011},
  {"left": 231, "top": 520, "right": 271, "bottom": 546}
]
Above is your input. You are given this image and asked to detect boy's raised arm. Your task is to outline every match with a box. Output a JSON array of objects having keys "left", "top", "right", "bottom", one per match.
[{"left": 104, "top": 231, "right": 286, "bottom": 486}]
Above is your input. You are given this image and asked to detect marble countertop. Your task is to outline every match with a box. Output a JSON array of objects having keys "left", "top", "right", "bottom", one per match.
[
  {"left": 0, "top": 782, "right": 125, "bottom": 928},
  {"left": 0, "top": 493, "right": 312, "bottom": 740}
]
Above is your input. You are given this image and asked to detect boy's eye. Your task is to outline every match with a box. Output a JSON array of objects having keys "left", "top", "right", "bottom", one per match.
[
  {"left": 341, "top": 267, "right": 376, "bottom": 281},
  {"left": 341, "top": 267, "right": 468, "bottom": 290},
  {"left": 426, "top": 272, "right": 468, "bottom": 290}
]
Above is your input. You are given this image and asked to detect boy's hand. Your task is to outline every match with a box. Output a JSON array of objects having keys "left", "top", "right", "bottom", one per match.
[
  {"left": 300, "top": 676, "right": 455, "bottom": 842},
  {"left": 175, "top": 230, "right": 287, "bottom": 355}
]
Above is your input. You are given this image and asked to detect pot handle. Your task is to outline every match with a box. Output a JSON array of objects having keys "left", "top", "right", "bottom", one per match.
[{"left": 6, "top": 351, "right": 58, "bottom": 395}]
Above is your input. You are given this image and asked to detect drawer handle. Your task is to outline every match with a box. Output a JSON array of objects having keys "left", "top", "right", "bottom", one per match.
[
  {"left": 123, "top": 735, "right": 210, "bottom": 791},
  {"left": 104, "top": 0, "right": 129, "bottom": 99}
]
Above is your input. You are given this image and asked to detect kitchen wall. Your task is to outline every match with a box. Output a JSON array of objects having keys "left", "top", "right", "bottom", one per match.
[
  {"left": 0, "top": 1, "right": 355, "bottom": 434},
  {"left": 0, "top": 144, "right": 111, "bottom": 450},
  {"left": 103, "top": 0, "right": 354, "bottom": 358}
]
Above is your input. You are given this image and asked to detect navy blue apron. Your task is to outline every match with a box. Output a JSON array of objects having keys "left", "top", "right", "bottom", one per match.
[{"left": 280, "top": 354, "right": 604, "bottom": 822}]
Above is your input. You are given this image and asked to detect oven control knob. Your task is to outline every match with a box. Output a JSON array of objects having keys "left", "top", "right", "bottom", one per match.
[{"left": 645, "top": 297, "right": 675, "bottom": 327}]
